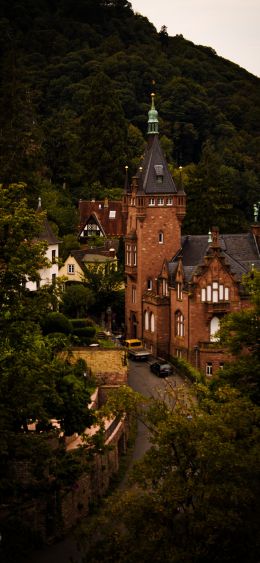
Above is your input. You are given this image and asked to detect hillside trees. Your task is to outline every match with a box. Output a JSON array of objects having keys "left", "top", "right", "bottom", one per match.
[
  {"left": 0, "top": 0, "right": 259, "bottom": 235},
  {"left": 80, "top": 72, "right": 128, "bottom": 189}
]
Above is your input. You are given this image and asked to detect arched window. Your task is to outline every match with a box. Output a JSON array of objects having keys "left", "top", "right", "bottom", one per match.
[
  {"left": 150, "top": 312, "right": 155, "bottom": 333},
  {"left": 144, "top": 310, "right": 149, "bottom": 331},
  {"left": 210, "top": 316, "right": 220, "bottom": 341},
  {"left": 175, "top": 311, "right": 184, "bottom": 337}
]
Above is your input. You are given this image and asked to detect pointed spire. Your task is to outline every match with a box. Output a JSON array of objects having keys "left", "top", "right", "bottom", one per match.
[{"left": 147, "top": 93, "right": 159, "bottom": 135}]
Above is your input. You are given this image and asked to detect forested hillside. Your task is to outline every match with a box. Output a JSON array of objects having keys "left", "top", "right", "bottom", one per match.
[{"left": 0, "top": 0, "right": 259, "bottom": 235}]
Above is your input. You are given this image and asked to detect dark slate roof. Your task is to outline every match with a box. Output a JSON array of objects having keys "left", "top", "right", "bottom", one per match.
[
  {"left": 170, "top": 232, "right": 260, "bottom": 282},
  {"left": 78, "top": 200, "right": 125, "bottom": 237},
  {"left": 37, "top": 214, "right": 60, "bottom": 245},
  {"left": 136, "top": 135, "right": 177, "bottom": 195}
]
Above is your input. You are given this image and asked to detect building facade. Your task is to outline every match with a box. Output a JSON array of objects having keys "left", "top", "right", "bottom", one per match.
[
  {"left": 26, "top": 198, "right": 60, "bottom": 291},
  {"left": 124, "top": 96, "right": 260, "bottom": 376}
]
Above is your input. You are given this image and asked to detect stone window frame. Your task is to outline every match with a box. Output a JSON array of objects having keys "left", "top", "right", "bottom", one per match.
[
  {"left": 150, "top": 312, "right": 155, "bottom": 333},
  {"left": 201, "top": 282, "right": 230, "bottom": 303},
  {"left": 162, "top": 278, "right": 169, "bottom": 296},
  {"left": 133, "top": 245, "right": 137, "bottom": 266},
  {"left": 175, "top": 310, "right": 184, "bottom": 337},
  {"left": 126, "top": 244, "right": 131, "bottom": 266},
  {"left": 144, "top": 310, "right": 149, "bottom": 330},
  {"left": 158, "top": 231, "right": 164, "bottom": 244},
  {"left": 176, "top": 282, "right": 183, "bottom": 300}
]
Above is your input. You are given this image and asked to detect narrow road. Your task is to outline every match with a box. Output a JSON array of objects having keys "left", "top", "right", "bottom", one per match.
[
  {"left": 121, "top": 359, "right": 184, "bottom": 479},
  {"left": 24, "top": 360, "right": 184, "bottom": 563}
]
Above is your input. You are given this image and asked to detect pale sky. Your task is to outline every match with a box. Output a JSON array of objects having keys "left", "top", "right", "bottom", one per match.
[{"left": 130, "top": 0, "right": 260, "bottom": 77}]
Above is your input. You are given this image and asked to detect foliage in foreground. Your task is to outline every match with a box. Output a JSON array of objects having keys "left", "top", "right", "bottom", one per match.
[
  {"left": 216, "top": 270, "right": 260, "bottom": 404},
  {"left": 79, "top": 385, "right": 260, "bottom": 563}
]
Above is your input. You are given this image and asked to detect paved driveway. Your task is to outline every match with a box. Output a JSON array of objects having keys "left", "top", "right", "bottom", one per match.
[{"left": 121, "top": 359, "right": 185, "bottom": 473}]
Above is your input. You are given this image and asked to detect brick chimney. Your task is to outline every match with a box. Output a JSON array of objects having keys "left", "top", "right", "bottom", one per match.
[{"left": 211, "top": 226, "right": 220, "bottom": 249}]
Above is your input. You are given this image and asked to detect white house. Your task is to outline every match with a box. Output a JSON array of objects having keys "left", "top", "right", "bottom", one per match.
[{"left": 26, "top": 198, "right": 60, "bottom": 291}]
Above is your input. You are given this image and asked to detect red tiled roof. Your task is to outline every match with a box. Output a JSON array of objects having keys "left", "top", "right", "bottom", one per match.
[{"left": 78, "top": 200, "right": 125, "bottom": 237}]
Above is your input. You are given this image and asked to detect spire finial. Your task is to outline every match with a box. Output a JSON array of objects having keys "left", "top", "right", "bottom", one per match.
[{"left": 147, "top": 92, "right": 159, "bottom": 135}]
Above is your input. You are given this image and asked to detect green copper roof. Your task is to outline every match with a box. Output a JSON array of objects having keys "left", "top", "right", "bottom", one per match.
[{"left": 147, "top": 93, "right": 159, "bottom": 135}]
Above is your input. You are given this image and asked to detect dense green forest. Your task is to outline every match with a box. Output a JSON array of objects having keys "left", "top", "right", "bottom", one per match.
[{"left": 0, "top": 0, "right": 259, "bottom": 236}]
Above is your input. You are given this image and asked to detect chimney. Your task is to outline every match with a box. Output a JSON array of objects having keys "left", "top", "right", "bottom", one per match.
[
  {"left": 211, "top": 226, "right": 220, "bottom": 249},
  {"left": 104, "top": 197, "right": 109, "bottom": 208}
]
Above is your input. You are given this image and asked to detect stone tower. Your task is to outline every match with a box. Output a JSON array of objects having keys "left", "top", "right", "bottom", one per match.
[{"left": 124, "top": 94, "right": 186, "bottom": 345}]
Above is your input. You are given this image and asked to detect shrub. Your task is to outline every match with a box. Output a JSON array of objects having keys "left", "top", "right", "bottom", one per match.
[
  {"left": 71, "top": 318, "right": 95, "bottom": 328},
  {"left": 170, "top": 355, "right": 204, "bottom": 383},
  {"left": 41, "top": 312, "right": 73, "bottom": 335},
  {"left": 72, "top": 326, "right": 96, "bottom": 338}
]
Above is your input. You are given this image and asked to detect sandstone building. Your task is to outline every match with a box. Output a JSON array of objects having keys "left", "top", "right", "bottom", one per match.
[{"left": 124, "top": 95, "right": 260, "bottom": 376}]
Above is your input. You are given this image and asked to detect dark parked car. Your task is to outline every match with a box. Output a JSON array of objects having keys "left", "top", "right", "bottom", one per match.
[{"left": 150, "top": 361, "right": 173, "bottom": 377}]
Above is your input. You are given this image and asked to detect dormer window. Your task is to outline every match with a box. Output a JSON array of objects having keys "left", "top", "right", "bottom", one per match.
[
  {"left": 154, "top": 164, "right": 164, "bottom": 183},
  {"left": 177, "top": 282, "right": 183, "bottom": 300},
  {"left": 162, "top": 279, "right": 168, "bottom": 296}
]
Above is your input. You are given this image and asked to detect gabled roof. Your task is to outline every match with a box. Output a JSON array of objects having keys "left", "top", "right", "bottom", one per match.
[
  {"left": 78, "top": 200, "right": 125, "bottom": 237},
  {"left": 170, "top": 232, "right": 260, "bottom": 283},
  {"left": 136, "top": 135, "right": 177, "bottom": 195}
]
